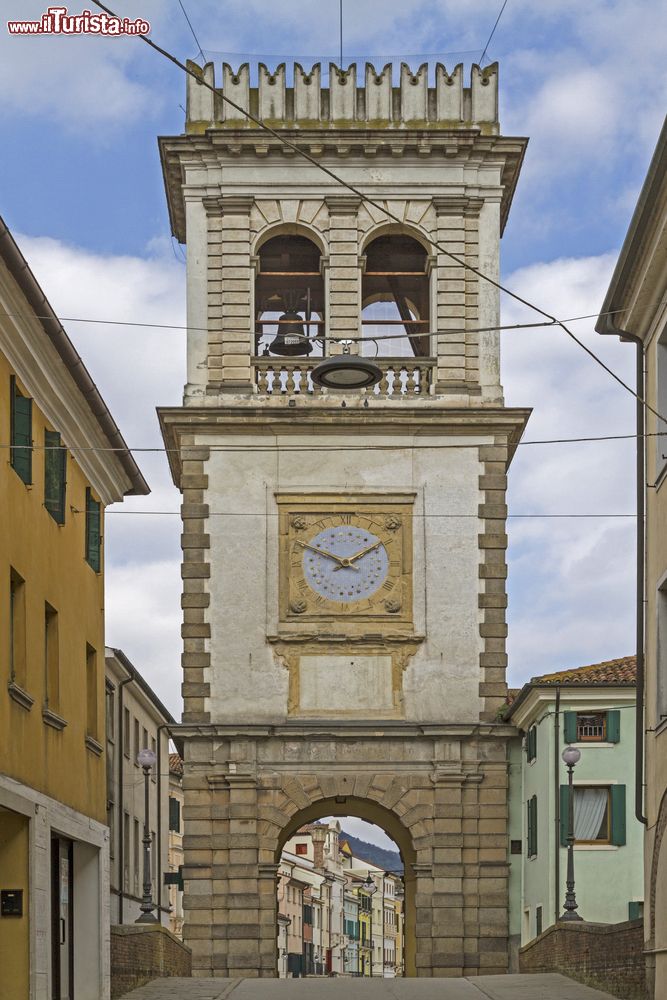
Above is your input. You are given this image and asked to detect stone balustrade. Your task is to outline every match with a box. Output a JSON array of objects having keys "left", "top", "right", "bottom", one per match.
[{"left": 253, "top": 357, "right": 436, "bottom": 397}]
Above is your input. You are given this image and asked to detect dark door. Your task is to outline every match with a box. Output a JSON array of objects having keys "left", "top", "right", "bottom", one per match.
[{"left": 51, "top": 837, "right": 73, "bottom": 999}]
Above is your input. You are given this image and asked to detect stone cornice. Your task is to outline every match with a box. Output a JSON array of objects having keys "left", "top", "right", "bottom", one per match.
[{"left": 171, "top": 721, "right": 518, "bottom": 740}]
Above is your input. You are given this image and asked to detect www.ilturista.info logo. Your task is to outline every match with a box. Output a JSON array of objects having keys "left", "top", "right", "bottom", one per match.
[{"left": 7, "top": 6, "right": 150, "bottom": 35}]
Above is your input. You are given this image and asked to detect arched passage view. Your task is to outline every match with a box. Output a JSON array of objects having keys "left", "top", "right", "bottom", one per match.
[{"left": 277, "top": 816, "right": 405, "bottom": 978}]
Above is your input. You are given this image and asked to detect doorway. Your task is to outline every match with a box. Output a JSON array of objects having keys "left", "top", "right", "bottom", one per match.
[{"left": 51, "top": 836, "right": 73, "bottom": 1000}]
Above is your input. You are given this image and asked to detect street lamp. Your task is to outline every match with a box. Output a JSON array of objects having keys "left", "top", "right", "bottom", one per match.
[
  {"left": 135, "top": 747, "right": 158, "bottom": 923},
  {"left": 311, "top": 344, "right": 382, "bottom": 390},
  {"left": 361, "top": 874, "right": 377, "bottom": 976},
  {"left": 560, "top": 745, "right": 583, "bottom": 922}
]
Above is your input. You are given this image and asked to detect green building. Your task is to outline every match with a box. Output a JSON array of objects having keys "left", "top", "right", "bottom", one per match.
[{"left": 506, "top": 656, "right": 643, "bottom": 964}]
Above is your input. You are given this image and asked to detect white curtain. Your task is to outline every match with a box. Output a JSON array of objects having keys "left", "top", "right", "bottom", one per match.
[{"left": 573, "top": 787, "right": 607, "bottom": 841}]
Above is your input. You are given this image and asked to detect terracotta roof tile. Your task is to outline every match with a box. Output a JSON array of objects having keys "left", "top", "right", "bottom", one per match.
[
  {"left": 533, "top": 655, "right": 636, "bottom": 686},
  {"left": 169, "top": 752, "right": 183, "bottom": 775}
]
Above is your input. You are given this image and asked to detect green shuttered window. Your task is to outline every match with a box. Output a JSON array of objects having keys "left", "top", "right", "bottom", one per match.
[
  {"left": 527, "top": 795, "right": 538, "bottom": 858},
  {"left": 168, "top": 796, "right": 181, "bottom": 832},
  {"left": 526, "top": 725, "right": 537, "bottom": 762},
  {"left": 44, "top": 430, "right": 67, "bottom": 523},
  {"left": 10, "top": 376, "right": 32, "bottom": 484},
  {"left": 563, "top": 709, "right": 621, "bottom": 744},
  {"left": 560, "top": 784, "right": 626, "bottom": 846},
  {"left": 85, "top": 488, "right": 102, "bottom": 572}
]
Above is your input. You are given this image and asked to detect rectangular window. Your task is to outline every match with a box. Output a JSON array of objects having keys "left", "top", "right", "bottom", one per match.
[
  {"left": 44, "top": 602, "right": 59, "bottom": 709},
  {"left": 85, "top": 487, "right": 101, "bottom": 571},
  {"left": 123, "top": 707, "right": 130, "bottom": 757},
  {"left": 295, "top": 843, "right": 308, "bottom": 855},
  {"left": 527, "top": 795, "right": 538, "bottom": 858},
  {"left": 44, "top": 429, "right": 67, "bottom": 523},
  {"left": 123, "top": 812, "right": 130, "bottom": 892},
  {"left": 150, "top": 736, "right": 157, "bottom": 782},
  {"left": 10, "top": 375, "right": 32, "bottom": 484},
  {"left": 133, "top": 718, "right": 140, "bottom": 764},
  {"left": 560, "top": 784, "right": 626, "bottom": 845},
  {"left": 108, "top": 805, "right": 115, "bottom": 860},
  {"left": 536, "top": 905, "right": 543, "bottom": 936},
  {"left": 86, "top": 644, "right": 98, "bottom": 738},
  {"left": 9, "top": 568, "right": 27, "bottom": 687},
  {"left": 526, "top": 725, "right": 537, "bottom": 762},
  {"left": 657, "top": 323, "right": 667, "bottom": 476},
  {"left": 658, "top": 581, "right": 667, "bottom": 721},
  {"left": 169, "top": 796, "right": 181, "bottom": 833},
  {"left": 133, "top": 819, "right": 140, "bottom": 893},
  {"left": 563, "top": 710, "right": 620, "bottom": 743}
]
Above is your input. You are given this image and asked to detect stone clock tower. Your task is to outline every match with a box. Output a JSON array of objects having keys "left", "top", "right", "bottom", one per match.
[{"left": 159, "top": 60, "right": 529, "bottom": 979}]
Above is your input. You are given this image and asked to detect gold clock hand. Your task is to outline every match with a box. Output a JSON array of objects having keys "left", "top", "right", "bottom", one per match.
[
  {"left": 297, "top": 539, "right": 360, "bottom": 571},
  {"left": 347, "top": 540, "right": 383, "bottom": 564}
]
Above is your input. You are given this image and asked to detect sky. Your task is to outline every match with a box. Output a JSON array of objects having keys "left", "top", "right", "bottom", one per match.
[{"left": 2, "top": 1, "right": 666, "bottom": 745}]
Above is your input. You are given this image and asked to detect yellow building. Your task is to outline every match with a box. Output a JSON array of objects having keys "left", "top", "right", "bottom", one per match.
[{"left": 0, "top": 217, "right": 148, "bottom": 1000}]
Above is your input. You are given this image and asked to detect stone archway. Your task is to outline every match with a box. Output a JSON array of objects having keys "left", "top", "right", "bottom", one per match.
[
  {"left": 274, "top": 795, "right": 418, "bottom": 976},
  {"left": 181, "top": 722, "right": 511, "bottom": 979}
]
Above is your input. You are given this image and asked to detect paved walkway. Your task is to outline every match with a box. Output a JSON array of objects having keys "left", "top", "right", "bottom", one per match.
[{"left": 123, "top": 974, "right": 619, "bottom": 1000}]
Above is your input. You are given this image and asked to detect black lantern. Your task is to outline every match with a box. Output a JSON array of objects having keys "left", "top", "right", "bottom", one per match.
[{"left": 311, "top": 346, "right": 382, "bottom": 390}]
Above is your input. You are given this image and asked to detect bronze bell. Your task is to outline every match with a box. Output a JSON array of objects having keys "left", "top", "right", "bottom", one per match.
[{"left": 268, "top": 309, "right": 313, "bottom": 356}]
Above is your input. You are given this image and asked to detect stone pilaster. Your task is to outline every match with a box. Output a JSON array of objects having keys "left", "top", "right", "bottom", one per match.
[
  {"left": 324, "top": 196, "right": 361, "bottom": 348},
  {"left": 433, "top": 197, "right": 468, "bottom": 390},
  {"left": 180, "top": 438, "right": 211, "bottom": 725},
  {"left": 204, "top": 195, "right": 254, "bottom": 392},
  {"left": 477, "top": 438, "right": 510, "bottom": 721}
]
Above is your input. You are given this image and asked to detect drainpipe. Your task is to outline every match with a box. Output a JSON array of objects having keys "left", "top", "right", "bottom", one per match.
[
  {"left": 597, "top": 328, "right": 647, "bottom": 825},
  {"left": 554, "top": 686, "right": 561, "bottom": 925},
  {"left": 117, "top": 662, "right": 136, "bottom": 924}
]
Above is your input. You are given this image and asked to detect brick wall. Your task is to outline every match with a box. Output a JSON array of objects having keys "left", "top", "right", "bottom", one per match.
[
  {"left": 519, "top": 919, "right": 647, "bottom": 1000},
  {"left": 110, "top": 924, "right": 192, "bottom": 998}
]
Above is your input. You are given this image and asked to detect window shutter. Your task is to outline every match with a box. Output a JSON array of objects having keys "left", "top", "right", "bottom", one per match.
[
  {"left": 44, "top": 430, "right": 67, "bottom": 523},
  {"left": 559, "top": 785, "right": 570, "bottom": 846},
  {"left": 563, "top": 711, "right": 577, "bottom": 743},
  {"left": 530, "top": 726, "right": 537, "bottom": 761},
  {"left": 10, "top": 376, "right": 33, "bottom": 484},
  {"left": 169, "top": 796, "right": 180, "bottom": 832},
  {"left": 85, "top": 488, "right": 101, "bottom": 571},
  {"left": 611, "top": 785, "right": 626, "bottom": 845},
  {"left": 526, "top": 796, "right": 537, "bottom": 857},
  {"left": 607, "top": 710, "right": 621, "bottom": 743}
]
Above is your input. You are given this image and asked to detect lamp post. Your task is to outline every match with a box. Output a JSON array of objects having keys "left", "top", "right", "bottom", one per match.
[
  {"left": 135, "top": 747, "right": 158, "bottom": 923},
  {"left": 560, "top": 745, "right": 583, "bottom": 922},
  {"left": 361, "top": 873, "right": 377, "bottom": 976}
]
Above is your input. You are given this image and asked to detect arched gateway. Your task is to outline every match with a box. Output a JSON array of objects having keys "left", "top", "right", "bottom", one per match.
[{"left": 159, "top": 59, "right": 529, "bottom": 978}]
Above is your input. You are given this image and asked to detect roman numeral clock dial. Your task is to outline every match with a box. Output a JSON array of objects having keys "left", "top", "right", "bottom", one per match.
[{"left": 279, "top": 504, "right": 413, "bottom": 626}]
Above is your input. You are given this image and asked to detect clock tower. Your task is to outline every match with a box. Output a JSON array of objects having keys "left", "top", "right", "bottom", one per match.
[{"left": 159, "top": 60, "right": 529, "bottom": 978}]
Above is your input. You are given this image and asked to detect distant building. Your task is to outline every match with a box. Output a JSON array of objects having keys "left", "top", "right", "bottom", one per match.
[
  {"left": 167, "top": 753, "right": 184, "bottom": 937},
  {"left": 596, "top": 117, "right": 667, "bottom": 1000},
  {"left": 0, "top": 216, "right": 148, "bottom": 1000},
  {"left": 105, "top": 648, "right": 174, "bottom": 927},
  {"left": 506, "top": 656, "right": 642, "bottom": 961}
]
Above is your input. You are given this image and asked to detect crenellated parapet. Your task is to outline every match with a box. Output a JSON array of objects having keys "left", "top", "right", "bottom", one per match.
[{"left": 185, "top": 60, "right": 499, "bottom": 133}]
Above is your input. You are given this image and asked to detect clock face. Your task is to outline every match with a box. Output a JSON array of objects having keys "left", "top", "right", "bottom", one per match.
[{"left": 301, "top": 526, "right": 390, "bottom": 602}]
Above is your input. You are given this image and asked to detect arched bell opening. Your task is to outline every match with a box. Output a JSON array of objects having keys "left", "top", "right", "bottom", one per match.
[
  {"left": 255, "top": 235, "right": 325, "bottom": 358},
  {"left": 274, "top": 796, "right": 415, "bottom": 979},
  {"left": 361, "top": 235, "right": 430, "bottom": 358}
]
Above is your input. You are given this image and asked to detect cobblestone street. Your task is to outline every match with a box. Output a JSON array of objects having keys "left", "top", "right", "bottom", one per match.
[{"left": 123, "top": 974, "right": 619, "bottom": 1000}]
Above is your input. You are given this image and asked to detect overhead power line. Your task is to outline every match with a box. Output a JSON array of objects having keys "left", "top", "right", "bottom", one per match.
[
  {"left": 480, "top": 0, "right": 509, "bottom": 65},
  {"left": 90, "top": 1, "right": 661, "bottom": 426},
  {"left": 176, "top": 0, "right": 205, "bottom": 62},
  {"left": 0, "top": 308, "right": 626, "bottom": 338}
]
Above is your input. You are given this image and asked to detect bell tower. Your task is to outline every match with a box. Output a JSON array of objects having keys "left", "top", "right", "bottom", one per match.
[{"left": 159, "top": 60, "right": 529, "bottom": 979}]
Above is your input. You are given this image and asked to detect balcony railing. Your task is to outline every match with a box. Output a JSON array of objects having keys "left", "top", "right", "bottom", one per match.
[{"left": 253, "top": 357, "right": 436, "bottom": 397}]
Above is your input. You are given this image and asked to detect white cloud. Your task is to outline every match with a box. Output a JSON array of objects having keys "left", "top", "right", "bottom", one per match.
[{"left": 502, "top": 252, "right": 637, "bottom": 684}]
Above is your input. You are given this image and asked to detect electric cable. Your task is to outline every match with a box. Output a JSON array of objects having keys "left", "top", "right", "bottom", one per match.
[
  {"left": 480, "top": 0, "right": 509, "bottom": 65},
  {"left": 176, "top": 0, "right": 205, "bottom": 63},
  {"left": 0, "top": 308, "right": 625, "bottom": 337},
  {"left": 90, "top": 1, "right": 661, "bottom": 424}
]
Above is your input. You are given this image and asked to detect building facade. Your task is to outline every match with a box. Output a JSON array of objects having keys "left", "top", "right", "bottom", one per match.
[
  {"left": 0, "top": 217, "right": 148, "bottom": 1000},
  {"left": 167, "top": 753, "right": 185, "bottom": 937},
  {"left": 159, "top": 59, "right": 530, "bottom": 977},
  {"left": 596, "top": 120, "right": 667, "bottom": 999},
  {"left": 105, "top": 649, "right": 174, "bottom": 928},
  {"left": 506, "top": 657, "right": 643, "bottom": 964}
]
